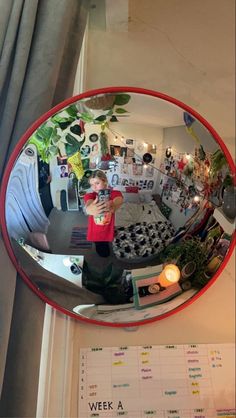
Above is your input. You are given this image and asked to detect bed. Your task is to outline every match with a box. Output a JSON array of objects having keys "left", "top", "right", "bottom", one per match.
[{"left": 112, "top": 199, "right": 175, "bottom": 260}]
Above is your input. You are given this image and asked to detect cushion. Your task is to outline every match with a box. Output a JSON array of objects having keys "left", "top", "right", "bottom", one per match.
[
  {"left": 160, "top": 202, "right": 172, "bottom": 219},
  {"left": 122, "top": 192, "right": 140, "bottom": 203},
  {"left": 139, "top": 193, "right": 153, "bottom": 203},
  {"left": 125, "top": 186, "right": 139, "bottom": 193}
]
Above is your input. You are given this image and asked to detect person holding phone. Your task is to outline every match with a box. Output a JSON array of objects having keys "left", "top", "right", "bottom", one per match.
[{"left": 84, "top": 170, "right": 123, "bottom": 257}]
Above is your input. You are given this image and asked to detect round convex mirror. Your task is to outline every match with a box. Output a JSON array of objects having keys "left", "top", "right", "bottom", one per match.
[{"left": 0, "top": 87, "right": 235, "bottom": 327}]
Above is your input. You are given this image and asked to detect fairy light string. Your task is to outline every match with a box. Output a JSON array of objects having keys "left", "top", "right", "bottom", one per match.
[{"left": 106, "top": 125, "right": 211, "bottom": 205}]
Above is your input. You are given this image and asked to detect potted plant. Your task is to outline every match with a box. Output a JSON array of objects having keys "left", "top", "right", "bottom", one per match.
[{"left": 160, "top": 238, "right": 209, "bottom": 289}]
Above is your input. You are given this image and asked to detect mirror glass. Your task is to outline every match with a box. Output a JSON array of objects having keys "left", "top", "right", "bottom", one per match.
[{"left": 1, "top": 87, "right": 235, "bottom": 326}]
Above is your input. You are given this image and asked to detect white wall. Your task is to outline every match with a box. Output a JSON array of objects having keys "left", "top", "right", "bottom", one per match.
[
  {"left": 72, "top": 0, "right": 235, "bottom": 342},
  {"left": 38, "top": 0, "right": 235, "bottom": 415}
]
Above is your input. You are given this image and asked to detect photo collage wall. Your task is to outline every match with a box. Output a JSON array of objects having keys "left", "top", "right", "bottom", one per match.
[
  {"left": 106, "top": 138, "right": 157, "bottom": 192},
  {"left": 50, "top": 119, "right": 158, "bottom": 196}
]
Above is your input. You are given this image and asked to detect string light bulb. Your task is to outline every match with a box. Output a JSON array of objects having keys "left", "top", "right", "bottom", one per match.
[{"left": 193, "top": 195, "right": 200, "bottom": 203}]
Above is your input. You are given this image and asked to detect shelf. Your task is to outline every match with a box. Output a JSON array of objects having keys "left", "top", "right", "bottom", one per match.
[{"left": 213, "top": 207, "right": 235, "bottom": 235}]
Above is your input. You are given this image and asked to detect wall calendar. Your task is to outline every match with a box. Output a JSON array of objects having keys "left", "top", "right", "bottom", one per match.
[{"left": 79, "top": 343, "right": 235, "bottom": 418}]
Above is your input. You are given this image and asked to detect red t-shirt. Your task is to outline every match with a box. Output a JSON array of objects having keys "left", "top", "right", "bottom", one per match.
[{"left": 84, "top": 189, "right": 123, "bottom": 242}]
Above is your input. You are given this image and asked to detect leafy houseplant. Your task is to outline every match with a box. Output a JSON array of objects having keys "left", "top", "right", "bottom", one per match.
[
  {"left": 160, "top": 238, "right": 209, "bottom": 289},
  {"left": 28, "top": 94, "right": 131, "bottom": 164}
]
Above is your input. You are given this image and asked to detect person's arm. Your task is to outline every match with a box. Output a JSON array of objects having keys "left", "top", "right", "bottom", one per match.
[{"left": 109, "top": 196, "right": 123, "bottom": 213}]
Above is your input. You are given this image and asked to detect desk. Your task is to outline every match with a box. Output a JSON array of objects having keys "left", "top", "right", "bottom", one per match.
[{"left": 22, "top": 244, "right": 84, "bottom": 287}]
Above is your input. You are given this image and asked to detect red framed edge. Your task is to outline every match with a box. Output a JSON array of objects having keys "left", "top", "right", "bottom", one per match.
[{"left": 0, "top": 86, "right": 235, "bottom": 328}]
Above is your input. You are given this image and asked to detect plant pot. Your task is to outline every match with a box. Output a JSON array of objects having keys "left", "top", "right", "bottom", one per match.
[
  {"left": 180, "top": 280, "right": 192, "bottom": 291},
  {"left": 206, "top": 255, "right": 223, "bottom": 274},
  {"left": 222, "top": 186, "right": 236, "bottom": 220},
  {"left": 181, "top": 261, "right": 197, "bottom": 279}
]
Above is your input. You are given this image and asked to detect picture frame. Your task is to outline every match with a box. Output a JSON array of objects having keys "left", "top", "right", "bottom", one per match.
[{"left": 132, "top": 271, "right": 182, "bottom": 309}]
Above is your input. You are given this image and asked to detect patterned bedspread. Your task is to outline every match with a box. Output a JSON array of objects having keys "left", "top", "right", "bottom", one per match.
[{"left": 112, "top": 220, "right": 175, "bottom": 259}]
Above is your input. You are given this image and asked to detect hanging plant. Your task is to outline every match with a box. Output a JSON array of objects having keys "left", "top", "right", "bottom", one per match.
[
  {"left": 82, "top": 93, "right": 131, "bottom": 125},
  {"left": 65, "top": 133, "right": 85, "bottom": 157},
  {"left": 210, "top": 149, "right": 228, "bottom": 178},
  {"left": 28, "top": 123, "right": 61, "bottom": 163},
  {"left": 99, "top": 131, "right": 110, "bottom": 159},
  {"left": 198, "top": 145, "right": 206, "bottom": 161}
]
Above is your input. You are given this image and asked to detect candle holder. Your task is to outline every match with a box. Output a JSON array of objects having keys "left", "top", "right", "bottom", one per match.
[{"left": 158, "top": 264, "right": 181, "bottom": 287}]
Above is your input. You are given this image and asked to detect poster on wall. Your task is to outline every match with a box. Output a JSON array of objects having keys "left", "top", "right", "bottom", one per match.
[{"left": 54, "top": 164, "right": 69, "bottom": 178}]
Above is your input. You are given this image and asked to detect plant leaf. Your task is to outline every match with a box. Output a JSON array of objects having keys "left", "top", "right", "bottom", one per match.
[
  {"left": 49, "top": 145, "right": 59, "bottom": 155},
  {"left": 36, "top": 125, "right": 53, "bottom": 140},
  {"left": 114, "top": 94, "right": 131, "bottom": 106},
  {"left": 110, "top": 115, "right": 118, "bottom": 122},
  {"left": 65, "top": 133, "right": 79, "bottom": 145},
  {"left": 79, "top": 112, "right": 94, "bottom": 123},
  {"left": 65, "top": 105, "right": 78, "bottom": 118},
  {"left": 70, "top": 124, "right": 82, "bottom": 136},
  {"left": 95, "top": 115, "right": 107, "bottom": 122},
  {"left": 115, "top": 107, "right": 129, "bottom": 114}
]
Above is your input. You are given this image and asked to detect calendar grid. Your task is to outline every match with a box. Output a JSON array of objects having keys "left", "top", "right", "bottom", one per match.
[{"left": 79, "top": 343, "right": 235, "bottom": 418}]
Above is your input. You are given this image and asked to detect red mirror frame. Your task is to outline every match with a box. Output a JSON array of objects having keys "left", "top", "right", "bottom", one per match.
[{"left": 0, "top": 86, "right": 235, "bottom": 327}]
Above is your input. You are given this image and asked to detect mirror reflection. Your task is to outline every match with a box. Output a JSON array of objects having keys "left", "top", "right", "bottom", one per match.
[{"left": 3, "top": 89, "right": 235, "bottom": 325}]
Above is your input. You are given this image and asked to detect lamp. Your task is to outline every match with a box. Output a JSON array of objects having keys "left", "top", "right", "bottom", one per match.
[{"left": 157, "top": 264, "right": 180, "bottom": 287}]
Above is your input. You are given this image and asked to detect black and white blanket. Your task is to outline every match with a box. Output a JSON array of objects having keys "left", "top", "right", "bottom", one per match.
[{"left": 113, "top": 202, "right": 175, "bottom": 260}]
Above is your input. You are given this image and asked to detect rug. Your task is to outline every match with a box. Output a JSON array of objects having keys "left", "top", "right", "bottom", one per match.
[{"left": 70, "top": 227, "right": 93, "bottom": 249}]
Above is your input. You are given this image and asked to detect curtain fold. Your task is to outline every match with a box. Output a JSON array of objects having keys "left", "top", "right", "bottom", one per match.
[
  {"left": 0, "top": 0, "right": 89, "bottom": 178},
  {"left": 0, "top": 1, "right": 89, "bottom": 413}
]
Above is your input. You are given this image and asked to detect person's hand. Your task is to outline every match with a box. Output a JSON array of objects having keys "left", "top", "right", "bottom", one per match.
[
  {"left": 86, "top": 197, "right": 107, "bottom": 216},
  {"left": 106, "top": 200, "right": 115, "bottom": 213}
]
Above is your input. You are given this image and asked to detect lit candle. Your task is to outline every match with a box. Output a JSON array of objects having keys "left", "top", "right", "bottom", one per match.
[{"left": 158, "top": 264, "right": 181, "bottom": 287}]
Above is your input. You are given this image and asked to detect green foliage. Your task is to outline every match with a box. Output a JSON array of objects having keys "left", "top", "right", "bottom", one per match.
[
  {"left": 114, "top": 94, "right": 131, "bottom": 106},
  {"left": 210, "top": 149, "right": 228, "bottom": 178},
  {"left": 223, "top": 174, "right": 233, "bottom": 187},
  {"left": 79, "top": 112, "right": 94, "bottom": 123},
  {"left": 65, "top": 105, "right": 79, "bottom": 118},
  {"left": 28, "top": 123, "right": 61, "bottom": 163},
  {"left": 161, "top": 238, "right": 209, "bottom": 288},
  {"left": 70, "top": 124, "right": 82, "bottom": 136},
  {"left": 51, "top": 114, "right": 75, "bottom": 130},
  {"left": 95, "top": 115, "right": 107, "bottom": 122},
  {"left": 65, "top": 133, "right": 85, "bottom": 157},
  {"left": 27, "top": 94, "right": 132, "bottom": 163},
  {"left": 99, "top": 131, "right": 109, "bottom": 156},
  {"left": 115, "top": 108, "right": 129, "bottom": 114}
]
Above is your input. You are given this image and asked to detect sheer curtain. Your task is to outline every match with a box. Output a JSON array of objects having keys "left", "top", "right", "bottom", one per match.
[{"left": 0, "top": 1, "right": 88, "bottom": 416}]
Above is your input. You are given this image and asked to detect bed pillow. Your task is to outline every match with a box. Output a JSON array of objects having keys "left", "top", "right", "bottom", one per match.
[
  {"left": 160, "top": 201, "right": 172, "bottom": 219},
  {"left": 139, "top": 192, "right": 153, "bottom": 203},
  {"left": 122, "top": 192, "right": 141, "bottom": 203}
]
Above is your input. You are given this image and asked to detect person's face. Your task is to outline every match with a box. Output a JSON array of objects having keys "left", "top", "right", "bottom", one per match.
[{"left": 90, "top": 177, "right": 106, "bottom": 192}]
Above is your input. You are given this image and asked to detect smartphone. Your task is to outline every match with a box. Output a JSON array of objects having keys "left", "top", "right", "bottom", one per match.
[
  {"left": 97, "top": 189, "right": 111, "bottom": 203},
  {"left": 94, "top": 189, "right": 112, "bottom": 225}
]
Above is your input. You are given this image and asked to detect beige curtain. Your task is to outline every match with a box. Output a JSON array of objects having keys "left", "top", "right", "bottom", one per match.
[
  {"left": 0, "top": 1, "right": 88, "bottom": 416},
  {"left": 0, "top": 0, "right": 88, "bottom": 177}
]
